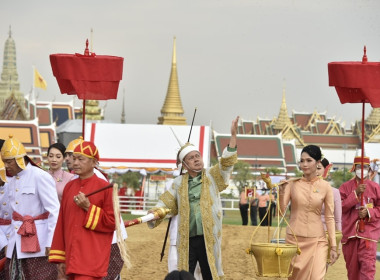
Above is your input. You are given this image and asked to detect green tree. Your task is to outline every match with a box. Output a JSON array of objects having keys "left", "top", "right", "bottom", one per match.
[
  {"left": 330, "top": 168, "right": 354, "bottom": 188},
  {"left": 265, "top": 167, "right": 282, "bottom": 175},
  {"left": 119, "top": 171, "right": 143, "bottom": 190},
  {"left": 232, "top": 160, "right": 253, "bottom": 192}
]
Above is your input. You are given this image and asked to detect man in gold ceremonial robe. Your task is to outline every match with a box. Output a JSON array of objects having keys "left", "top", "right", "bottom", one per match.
[{"left": 149, "top": 117, "right": 239, "bottom": 280}]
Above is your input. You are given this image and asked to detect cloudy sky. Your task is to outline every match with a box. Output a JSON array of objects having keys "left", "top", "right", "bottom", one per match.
[{"left": 1, "top": 0, "right": 380, "bottom": 133}]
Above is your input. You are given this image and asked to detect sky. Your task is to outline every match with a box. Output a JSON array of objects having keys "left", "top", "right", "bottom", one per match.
[{"left": 1, "top": 0, "right": 380, "bottom": 133}]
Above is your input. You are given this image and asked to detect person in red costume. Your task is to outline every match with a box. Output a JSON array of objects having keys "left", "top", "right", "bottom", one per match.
[
  {"left": 339, "top": 156, "right": 380, "bottom": 280},
  {"left": 49, "top": 141, "right": 115, "bottom": 280}
]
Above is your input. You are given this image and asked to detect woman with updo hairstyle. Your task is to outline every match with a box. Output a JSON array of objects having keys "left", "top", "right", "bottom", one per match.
[
  {"left": 317, "top": 157, "right": 342, "bottom": 231},
  {"left": 317, "top": 158, "right": 331, "bottom": 180},
  {"left": 47, "top": 142, "right": 74, "bottom": 202},
  {"left": 279, "top": 145, "right": 338, "bottom": 279}
]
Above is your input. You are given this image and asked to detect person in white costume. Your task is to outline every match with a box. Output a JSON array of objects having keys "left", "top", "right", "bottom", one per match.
[
  {"left": 1, "top": 135, "right": 60, "bottom": 280},
  {"left": 0, "top": 155, "right": 12, "bottom": 279},
  {"left": 149, "top": 117, "right": 239, "bottom": 280}
]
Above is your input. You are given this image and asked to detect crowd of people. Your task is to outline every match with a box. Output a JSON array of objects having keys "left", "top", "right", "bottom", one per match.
[
  {"left": 239, "top": 187, "right": 276, "bottom": 227},
  {"left": 0, "top": 114, "right": 379, "bottom": 280},
  {"left": 0, "top": 135, "right": 125, "bottom": 280}
]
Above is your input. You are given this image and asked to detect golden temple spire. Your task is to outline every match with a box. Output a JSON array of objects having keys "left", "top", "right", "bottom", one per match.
[
  {"left": 273, "top": 84, "right": 292, "bottom": 130},
  {"left": 157, "top": 37, "right": 187, "bottom": 125},
  {"left": 77, "top": 100, "right": 104, "bottom": 120},
  {"left": 0, "top": 26, "right": 25, "bottom": 116}
]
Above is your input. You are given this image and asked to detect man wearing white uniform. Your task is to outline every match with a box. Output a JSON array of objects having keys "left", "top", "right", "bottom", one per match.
[
  {"left": 1, "top": 135, "right": 60, "bottom": 280},
  {"left": 0, "top": 155, "right": 12, "bottom": 279}
]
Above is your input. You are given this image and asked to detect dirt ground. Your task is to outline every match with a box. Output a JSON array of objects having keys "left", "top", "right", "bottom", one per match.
[{"left": 121, "top": 222, "right": 380, "bottom": 280}]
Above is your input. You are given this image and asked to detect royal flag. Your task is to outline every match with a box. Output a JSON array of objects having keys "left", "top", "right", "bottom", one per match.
[{"left": 34, "top": 68, "right": 47, "bottom": 90}]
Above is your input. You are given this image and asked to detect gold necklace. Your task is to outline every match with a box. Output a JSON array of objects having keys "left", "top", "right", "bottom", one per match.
[{"left": 51, "top": 169, "right": 64, "bottom": 182}]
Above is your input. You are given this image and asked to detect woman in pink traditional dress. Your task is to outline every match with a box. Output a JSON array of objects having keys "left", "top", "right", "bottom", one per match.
[
  {"left": 316, "top": 157, "right": 342, "bottom": 271},
  {"left": 47, "top": 143, "right": 74, "bottom": 202},
  {"left": 317, "top": 158, "right": 342, "bottom": 232}
]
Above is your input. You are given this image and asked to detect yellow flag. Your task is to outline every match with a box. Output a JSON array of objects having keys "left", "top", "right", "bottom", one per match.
[{"left": 34, "top": 68, "right": 47, "bottom": 90}]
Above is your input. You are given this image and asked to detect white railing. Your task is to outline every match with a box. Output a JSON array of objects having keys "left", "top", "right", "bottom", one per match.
[{"left": 118, "top": 196, "right": 240, "bottom": 213}]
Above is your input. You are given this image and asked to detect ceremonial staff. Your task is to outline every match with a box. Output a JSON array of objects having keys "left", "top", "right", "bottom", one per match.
[
  {"left": 160, "top": 108, "right": 197, "bottom": 262},
  {"left": 85, "top": 183, "right": 113, "bottom": 197}
]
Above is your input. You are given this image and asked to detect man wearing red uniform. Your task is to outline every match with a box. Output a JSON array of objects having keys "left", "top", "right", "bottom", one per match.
[
  {"left": 49, "top": 141, "right": 115, "bottom": 280},
  {"left": 339, "top": 156, "right": 380, "bottom": 280}
]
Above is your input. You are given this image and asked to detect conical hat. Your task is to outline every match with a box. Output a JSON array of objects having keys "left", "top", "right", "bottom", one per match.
[{"left": 170, "top": 127, "right": 199, "bottom": 163}]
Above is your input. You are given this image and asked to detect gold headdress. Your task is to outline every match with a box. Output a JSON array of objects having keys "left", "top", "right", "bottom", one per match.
[
  {"left": 0, "top": 135, "right": 27, "bottom": 170},
  {"left": 0, "top": 158, "right": 7, "bottom": 183}
]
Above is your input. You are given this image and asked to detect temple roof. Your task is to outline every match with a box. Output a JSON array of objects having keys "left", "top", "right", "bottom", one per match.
[
  {"left": 0, "top": 91, "right": 27, "bottom": 120},
  {"left": 213, "top": 133, "right": 297, "bottom": 172},
  {"left": 366, "top": 108, "right": 380, "bottom": 126}
]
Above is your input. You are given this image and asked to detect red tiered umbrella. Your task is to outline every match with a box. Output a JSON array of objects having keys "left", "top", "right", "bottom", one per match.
[
  {"left": 50, "top": 39, "right": 124, "bottom": 138},
  {"left": 328, "top": 46, "right": 380, "bottom": 232}
]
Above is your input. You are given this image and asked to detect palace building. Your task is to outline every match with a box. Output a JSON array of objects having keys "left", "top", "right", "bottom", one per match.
[{"left": 1, "top": 28, "right": 379, "bottom": 173}]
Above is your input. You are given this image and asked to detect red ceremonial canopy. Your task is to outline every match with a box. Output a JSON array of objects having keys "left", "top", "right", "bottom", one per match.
[
  {"left": 49, "top": 39, "right": 124, "bottom": 137},
  {"left": 50, "top": 40, "right": 123, "bottom": 100},
  {"left": 328, "top": 46, "right": 380, "bottom": 233},
  {"left": 328, "top": 61, "right": 380, "bottom": 107}
]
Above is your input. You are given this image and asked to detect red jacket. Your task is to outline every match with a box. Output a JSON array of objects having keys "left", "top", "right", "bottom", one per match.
[
  {"left": 340, "top": 178, "right": 380, "bottom": 243},
  {"left": 49, "top": 174, "right": 115, "bottom": 277}
]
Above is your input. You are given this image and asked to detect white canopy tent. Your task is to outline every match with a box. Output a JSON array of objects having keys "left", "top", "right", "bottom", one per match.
[{"left": 84, "top": 123, "right": 211, "bottom": 174}]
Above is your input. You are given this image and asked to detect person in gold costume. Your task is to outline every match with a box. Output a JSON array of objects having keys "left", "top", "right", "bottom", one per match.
[{"left": 148, "top": 117, "right": 239, "bottom": 280}]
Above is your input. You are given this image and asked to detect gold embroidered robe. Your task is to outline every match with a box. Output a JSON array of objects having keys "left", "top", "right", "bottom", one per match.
[{"left": 148, "top": 148, "right": 237, "bottom": 280}]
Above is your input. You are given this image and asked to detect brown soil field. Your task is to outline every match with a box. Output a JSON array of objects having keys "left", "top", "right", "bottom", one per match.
[{"left": 121, "top": 222, "right": 380, "bottom": 280}]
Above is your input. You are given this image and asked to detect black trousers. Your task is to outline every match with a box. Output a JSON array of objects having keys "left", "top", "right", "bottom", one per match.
[
  {"left": 259, "top": 207, "right": 268, "bottom": 226},
  {"left": 239, "top": 203, "right": 249, "bottom": 225},
  {"left": 189, "top": 235, "right": 213, "bottom": 280},
  {"left": 250, "top": 204, "right": 258, "bottom": 226}
]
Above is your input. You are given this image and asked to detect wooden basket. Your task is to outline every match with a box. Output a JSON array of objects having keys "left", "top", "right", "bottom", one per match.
[{"left": 250, "top": 243, "right": 298, "bottom": 278}]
